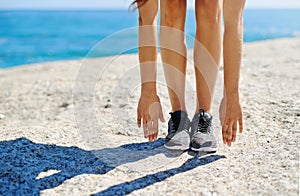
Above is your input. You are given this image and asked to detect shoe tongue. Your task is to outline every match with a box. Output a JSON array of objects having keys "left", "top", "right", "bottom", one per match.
[
  {"left": 194, "top": 110, "right": 212, "bottom": 122},
  {"left": 171, "top": 111, "right": 187, "bottom": 120},
  {"left": 170, "top": 111, "right": 188, "bottom": 130},
  {"left": 199, "top": 111, "right": 212, "bottom": 121}
]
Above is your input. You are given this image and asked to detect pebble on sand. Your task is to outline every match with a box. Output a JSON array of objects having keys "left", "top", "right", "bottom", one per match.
[{"left": 0, "top": 114, "right": 5, "bottom": 120}]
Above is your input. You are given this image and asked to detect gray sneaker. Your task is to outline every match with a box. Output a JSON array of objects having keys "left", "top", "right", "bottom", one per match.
[
  {"left": 190, "top": 109, "right": 217, "bottom": 153},
  {"left": 164, "top": 111, "right": 191, "bottom": 150}
]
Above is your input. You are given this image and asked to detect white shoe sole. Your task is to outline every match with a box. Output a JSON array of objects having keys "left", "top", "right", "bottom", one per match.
[
  {"left": 190, "top": 146, "right": 217, "bottom": 153},
  {"left": 164, "top": 144, "right": 190, "bottom": 151}
]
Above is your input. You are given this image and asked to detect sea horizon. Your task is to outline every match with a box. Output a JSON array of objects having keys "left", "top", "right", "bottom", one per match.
[{"left": 1, "top": 9, "right": 300, "bottom": 68}]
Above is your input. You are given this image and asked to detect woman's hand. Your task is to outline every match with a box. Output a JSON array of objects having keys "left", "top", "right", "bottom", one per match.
[
  {"left": 137, "top": 93, "right": 165, "bottom": 141},
  {"left": 219, "top": 93, "right": 243, "bottom": 146}
]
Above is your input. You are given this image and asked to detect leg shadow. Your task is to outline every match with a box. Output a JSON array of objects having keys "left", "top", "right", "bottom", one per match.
[
  {"left": 0, "top": 137, "right": 182, "bottom": 195},
  {"left": 93, "top": 154, "right": 226, "bottom": 196}
]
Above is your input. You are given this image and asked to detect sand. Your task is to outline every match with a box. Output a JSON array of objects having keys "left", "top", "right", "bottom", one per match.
[{"left": 0, "top": 38, "right": 299, "bottom": 195}]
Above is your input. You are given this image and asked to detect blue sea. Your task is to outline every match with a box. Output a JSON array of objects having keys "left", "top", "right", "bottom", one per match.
[{"left": 0, "top": 9, "right": 299, "bottom": 68}]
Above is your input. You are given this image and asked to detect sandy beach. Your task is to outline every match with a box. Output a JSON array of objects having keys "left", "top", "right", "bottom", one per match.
[{"left": 0, "top": 38, "right": 299, "bottom": 195}]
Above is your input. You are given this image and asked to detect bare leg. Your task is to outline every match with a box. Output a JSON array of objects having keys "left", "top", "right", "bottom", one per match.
[
  {"left": 194, "top": 0, "right": 222, "bottom": 113},
  {"left": 160, "top": 0, "right": 187, "bottom": 112}
]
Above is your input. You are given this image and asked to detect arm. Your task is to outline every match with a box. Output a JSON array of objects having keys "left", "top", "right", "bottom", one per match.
[
  {"left": 136, "top": 0, "right": 164, "bottom": 141},
  {"left": 221, "top": 0, "right": 246, "bottom": 146}
]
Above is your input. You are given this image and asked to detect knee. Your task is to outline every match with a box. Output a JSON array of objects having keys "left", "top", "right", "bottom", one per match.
[
  {"left": 139, "top": 11, "right": 157, "bottom": 26},
  {"left": 197, "top": 0, "right": 222, "bottom": 25},
  {"left": 161, "top": 0, "right": 185, "bottom": 28},
  {"left": 224, "top": 16, "right": 243, "bottom": 30},
  {"left": 224, "top": 11, "right": 243, "bottom": 28},
  {"left": 223, "top": 0, "right": 245, "bottom": 27}
]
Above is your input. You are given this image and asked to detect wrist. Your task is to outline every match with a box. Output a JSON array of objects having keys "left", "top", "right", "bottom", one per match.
[
  {"left": 225, "top": 91, "right": 239, "bottom": 102},
  {"left": 224, "top": 86, "right": 239, "bottom": 95},
  {"left": 141, "top": 82, "right": 157, "bottom": 95}
]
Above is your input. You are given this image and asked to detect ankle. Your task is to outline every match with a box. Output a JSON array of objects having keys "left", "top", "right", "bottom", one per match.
[{"left": 172, "top": 106, "right": 187, "bottom": 113}]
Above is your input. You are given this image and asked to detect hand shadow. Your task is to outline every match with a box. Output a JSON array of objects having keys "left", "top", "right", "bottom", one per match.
[{"left": 0, "top": 137, "right": 225, "bottom": 195}]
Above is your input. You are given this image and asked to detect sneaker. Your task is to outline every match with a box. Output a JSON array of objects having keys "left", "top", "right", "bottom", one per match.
[
  {"left": 164, "top": 111, "right": 191, "bottom": 150},
  {"left": 190, "top": 109, "right": 217, "bottom": 153}
]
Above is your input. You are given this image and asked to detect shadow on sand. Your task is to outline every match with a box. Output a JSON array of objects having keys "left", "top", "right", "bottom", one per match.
[{"left": 0, "top": 137, "right": 225, "bottom": 195}]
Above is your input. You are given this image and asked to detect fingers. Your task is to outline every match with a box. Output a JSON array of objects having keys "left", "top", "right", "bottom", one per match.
[
  {"left": 142, "top": 118, "right": 160, "bottom": 141},
  {"left": 226, "top": 121, "right": 232, "bottom": 146},
  {"left": 220, "top": 99, "right": 243, "bottom": 146},
  {"left": 222, "top": 119, "right": 241, "bottom": 146},
  {"left": 140, "top": 114, "right": 160, "bottom": 141},
  {"left": 142, "top": 118, "right": 148, "bottom": 139},
  {"left": 147, "top": 120, "right": 153, "bottom": 141},
  {"left": 143, "top": 115, "right": 153, "bottom": 141},
  {"left": 159, "top": 110, "right": 165, "bottom": 122},
  {"left": 232, "top": 121, "right": 237, "bottom": 142},
  {"left": 137, "top": 113, "right": 141, "bottom": 128},
  {"left": 153, "top": 119, "right": 158, "bottom": 140},
  {"left": 148, "top": 118, "right": 158, "bottom": 141},
  {"left": 137, "top": 95, "right": 165, "bottom": 141},
  {"left": 222, "top": 123, "right": 227, "bottom": 145},
  {"left": 239, "top": 118, "right": 243, "bottom": 133}
]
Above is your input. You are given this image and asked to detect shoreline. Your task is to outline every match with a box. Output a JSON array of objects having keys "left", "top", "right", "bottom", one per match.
[
  {"left": 0, "top": 37, "right": 299, "bottom": 195},
  {"left": 1, "top": 37, "right": 300, "bottom": 70}
]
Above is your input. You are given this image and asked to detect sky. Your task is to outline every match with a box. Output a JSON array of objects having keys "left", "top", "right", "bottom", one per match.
[{"left": 0, "top": 0, "right": 300, "bottom": 9}]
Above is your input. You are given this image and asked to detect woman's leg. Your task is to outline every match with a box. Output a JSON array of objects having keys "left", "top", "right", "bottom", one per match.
[
  {"left": 194, "top": 0, "right": 222, "bottom": 113},
  {"left": 160, "top": 0, "right": 187, "bottom": 112}
]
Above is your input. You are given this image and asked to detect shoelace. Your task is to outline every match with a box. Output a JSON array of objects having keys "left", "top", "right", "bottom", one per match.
[{"left": 196, "top": 109, "right": 211, "bottom": 133}]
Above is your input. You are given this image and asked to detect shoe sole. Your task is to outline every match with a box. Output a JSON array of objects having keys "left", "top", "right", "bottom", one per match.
[
  {"left": 190, "top": 146, "right": 217, "bottom": 153},
  {"left": 164, "top": 144, "right": 190, "bottom": 151}
]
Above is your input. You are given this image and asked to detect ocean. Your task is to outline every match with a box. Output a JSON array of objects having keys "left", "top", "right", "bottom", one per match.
[{"left": 0, "top": 9, "right": 299, "bottom": 68}]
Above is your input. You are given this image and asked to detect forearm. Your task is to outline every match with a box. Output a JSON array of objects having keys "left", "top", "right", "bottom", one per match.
[
  {"left": 138, "top": 44, "right": 157, "bottom": 95},
  {"left": 223, "top": 0, "right": 245, "bottom": 97},
  {"left": 223, "top": 25, "right": 242, "bottom": 96},
  {"left": 139, "top": 48, "right": 156, "bottom": 94},
  {"left": 138, "top": 1, "right": 158, "bottom": 95}
]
